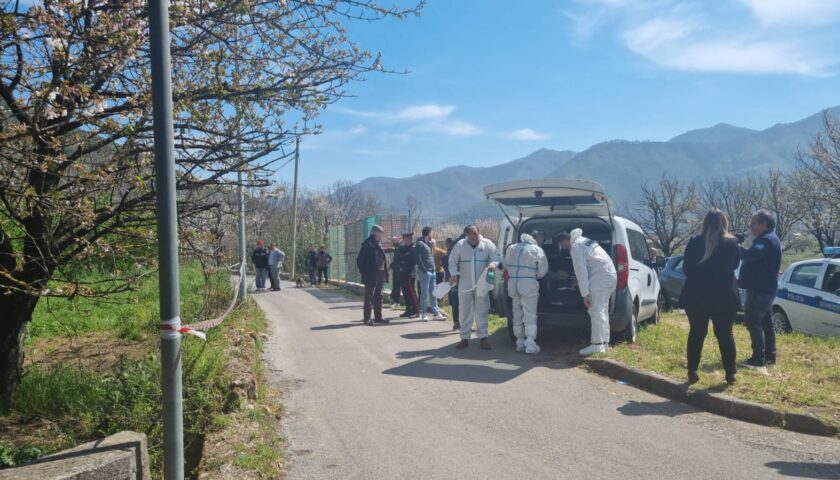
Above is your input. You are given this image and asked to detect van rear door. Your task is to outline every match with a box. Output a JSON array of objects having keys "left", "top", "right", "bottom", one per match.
[{"left": 484, "top": 179, "right": 612, "bottom": 217}]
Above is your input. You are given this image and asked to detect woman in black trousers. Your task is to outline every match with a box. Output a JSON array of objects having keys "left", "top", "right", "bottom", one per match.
[{"left": 680, "top": 209, "right": 741, "bottom": 385}]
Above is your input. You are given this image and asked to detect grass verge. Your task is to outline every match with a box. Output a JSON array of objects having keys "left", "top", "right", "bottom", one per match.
[
  {"left": 0, "top": 264, "right": 283, "bottom": 479},
  {"left": 602, "top": 311, "right": 840, "bottom": 433}
]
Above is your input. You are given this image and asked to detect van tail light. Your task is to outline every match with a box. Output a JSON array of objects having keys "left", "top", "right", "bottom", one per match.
[{"left": 615, "top": 243, "right": 629, "bottom": 290}]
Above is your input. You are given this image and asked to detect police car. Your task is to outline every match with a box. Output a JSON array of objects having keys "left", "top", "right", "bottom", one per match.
[{"left": 772, "top": 247, "right": 840, "bottom": 337}]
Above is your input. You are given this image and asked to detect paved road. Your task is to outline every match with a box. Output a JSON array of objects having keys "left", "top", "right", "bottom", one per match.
[{"left": 256, "top": 283, "right": 840, "bottom": 480}]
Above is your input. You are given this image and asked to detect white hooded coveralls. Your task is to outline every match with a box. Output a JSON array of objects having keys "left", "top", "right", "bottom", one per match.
[
  {"left": 504, "top": 234, "right": 548, "bottom": 353},
  {"left": 448, "top": 236, "right": 500, "bottom": 340},
  {"left": 570, "top": 229, "right": 617, "bottom": 345}
]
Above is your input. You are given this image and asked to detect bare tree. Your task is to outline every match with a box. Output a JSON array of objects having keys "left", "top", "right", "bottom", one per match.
[
  {"left": 326, "top": 180, "right": 382, "bottom": 224},
  {"left": 764, "top": 169, "right": 804, "bottom": 247},
  {"left": 698, "top": 175, "right": 765, "bottom": 235},
  {"left": 796, "top": 111, "right": 840, "bottom": 202},
  {"left": 789, "top": 168, "right": 840, "bottom": 250},
  {"left": 628, "top": 175, "right": 698, "bottom": 257},
  {"left": 406, "top": 195, "right": 423, "bottom": 232},
  {"left": 0, "top": 0, "right": 422, "bottom": 398}
]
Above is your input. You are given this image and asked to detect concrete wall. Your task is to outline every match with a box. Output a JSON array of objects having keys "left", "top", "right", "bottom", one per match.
[{"left": 0, "top": 431, "right": 150, "bottom": 480}]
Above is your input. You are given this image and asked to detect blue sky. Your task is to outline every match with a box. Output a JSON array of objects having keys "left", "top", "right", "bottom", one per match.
[{"left": 284, "top": 0, "right": 840, "bottom": 188}]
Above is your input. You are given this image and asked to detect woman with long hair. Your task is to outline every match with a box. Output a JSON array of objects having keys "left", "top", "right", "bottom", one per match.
[{"left": 680, "top": 209, "right": 741, "bottom": 385}]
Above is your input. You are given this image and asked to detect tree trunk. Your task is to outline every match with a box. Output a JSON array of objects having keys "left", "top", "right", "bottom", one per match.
[{"left": 0, "top": 292, "right": 39, "bottom": 402}]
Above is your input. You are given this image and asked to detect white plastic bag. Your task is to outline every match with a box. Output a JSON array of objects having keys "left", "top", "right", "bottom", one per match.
[
  {"left": 433, "top": 281, "right": 452, "bottom": 300},
  {"left": 476, "top": 267, "right": 494, "bottom": 296}
]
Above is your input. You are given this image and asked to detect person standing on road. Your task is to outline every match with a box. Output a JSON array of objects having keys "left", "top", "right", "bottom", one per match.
[
  {"left": 388, "top": 237, "right": 402, "bottom": 308},
  {"left": 431, "top": 238, "right": 446, "bottom": 285},
  {"left": 395, "top": 233, "right": 420, "bottom": 318},
  {"left": 316, "top": 246, "right": 333, "bottom": 285},
  {"left": 306, "top": 245, "right": 318, "bottom": 286},
  {"left": 680, "top": 209, "right": 740, "bottom": 385},
  {"left": 443, "top": 237, "right": 460, "bottom": 331},
  {"left": 416, "top": 226, "right": 447, "bottom": 321},
  {"left": 251, "top": 240, "right": 269, "bottom": 292},
  {"left": 357, "top": 225, "right": 389, "bottom": 325},
  {"left": 268, "top": 243, "right": 285, "bottom": 291},
  {"left": 738, "top": 210, "right": 783, "bottom": 374},
  {"left": 448, "top": 225, "right": 500, "bottom": 350},
  {"left": 558, "top": 229, "right": 617, "bottom": 356},
  {"left": 504, "top": 232, "right": 549, "bottom": 354}
]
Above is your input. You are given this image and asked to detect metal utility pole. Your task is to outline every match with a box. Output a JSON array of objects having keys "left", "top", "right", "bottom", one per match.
[
  {"left": 290, "top": 137, "right": 301, "bottom": 278},
  {"left": 238, "top": 170, "right": 247, "bottom": 300},
  {"left": 148, "top": 0, "right": 184, "bottom": 477}
]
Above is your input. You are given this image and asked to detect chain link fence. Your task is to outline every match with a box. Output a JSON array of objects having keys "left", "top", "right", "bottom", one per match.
[{"left": 327, "top": 212, "right": 504, "bottom": 285}]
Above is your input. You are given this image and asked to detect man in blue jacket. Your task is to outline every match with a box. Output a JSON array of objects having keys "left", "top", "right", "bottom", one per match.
[{"left": 738, "top": 210, "right": 782, "bottom": 373}]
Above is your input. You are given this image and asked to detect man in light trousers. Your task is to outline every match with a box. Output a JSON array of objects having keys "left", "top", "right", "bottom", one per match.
[
  {"left": 448, "top": 225, "right": 500, "bottom": 350},
  {"left": 504, "top": 232, "right": 548, "bottom": 354},
  {"left": 559, "top": 229, "right": 617, "bottom": 356}
]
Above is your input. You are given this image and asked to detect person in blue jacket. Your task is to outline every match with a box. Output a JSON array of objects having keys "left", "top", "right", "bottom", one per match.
[{"left": 737, "top": 210, "right": 782, "bottom": 374}]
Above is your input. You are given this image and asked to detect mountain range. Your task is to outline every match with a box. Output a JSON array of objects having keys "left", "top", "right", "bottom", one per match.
[{"left": 355, "top": 106, "right": 840, "bottom": 216}]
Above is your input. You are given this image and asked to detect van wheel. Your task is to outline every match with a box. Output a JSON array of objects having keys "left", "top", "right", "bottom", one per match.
[
  {"left": 621, "top": 304, "right": 639, "bottom": 344},
  {"left": 771, "top": 307, "right": 792, "bottom": 334},
  {"left": 649, "top": 303, "right": 660, "bottom": 325},
  {"left": 658, "top": 289, "right": 671, "bottom": 311}
]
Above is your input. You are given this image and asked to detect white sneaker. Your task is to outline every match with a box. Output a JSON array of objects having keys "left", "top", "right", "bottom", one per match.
[
  {"left": 524, "top": 338, "right": 541, "bottom": 355},
  {"left": 420, "top": 313, "right": 429, "bottom": 321},
  {"left": 433, "top": 312, "right": 447, "bottom": 321},
  {"left": 391, "top": 303, "right": 400, "bottom": 309},
  {"left": 579, "top": 343, "right": 607, "bottom": 356},
  {"left": 516, "top": 339, "right": 526, "bottom": 352}
]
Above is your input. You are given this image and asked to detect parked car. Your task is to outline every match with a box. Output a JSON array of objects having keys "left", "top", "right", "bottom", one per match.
[
  {"left": 657, "top": 254, "right": 746, "bottom": 313},
  {"left": 485, "top": 179, "right": 660, "bottom": 344},
  {"left": 772, "top": 247, "right": 840, "bottom": 337}
]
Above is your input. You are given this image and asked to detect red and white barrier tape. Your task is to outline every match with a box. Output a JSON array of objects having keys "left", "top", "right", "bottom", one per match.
[{"left": 159, "top": 316, "right": 207, "bottom": 340}]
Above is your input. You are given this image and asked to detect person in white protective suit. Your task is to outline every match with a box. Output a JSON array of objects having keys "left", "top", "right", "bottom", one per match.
[
  {"left": 504, "top": 232, "right": 549, "bottom": 354},
  {"left": 448, "top": 224, "right": 501, "bottom": 350},
  {"left": 558, "top": 229, "right": 617, "bottom": 356}
]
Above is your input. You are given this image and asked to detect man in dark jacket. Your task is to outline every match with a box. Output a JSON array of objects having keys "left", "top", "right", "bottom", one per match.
[
  {"left": 251, "top": 240, "right": 269, "bottom": 291},
  {"left": 357, "top": 225, "right": 388, "bottom": 325},
  {"left": 306, "top": 245, "right": 318, "bottom": 286},
  {"left": 738, "top": 210, "right": 783, "bottom": 372},
  {"left": 394, "top": 233, "right": 419, "bottom": 318},
  {"left": 388, "top": 237, "right": 402, "bottom": 308}
]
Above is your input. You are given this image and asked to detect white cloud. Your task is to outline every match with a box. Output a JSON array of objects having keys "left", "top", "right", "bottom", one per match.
[
  {"left": 394, "top": 104, "right": 454, "bottom": 121},
  {"left": 505, "top": 128, "right": 549, "bottom": 141},
  {"left": 334, "top": 103, "right": 455, "bottom": 121},
  {"left": 566, "top": 0, "right": 840, "bottom": 77},
  {"left": 414, "top": 120, "right": 482, "bottom": 136},
  {"left": 645, "top": 39, "right": 833, "bottom": 77},
  {"left": 738, "top": 0, "right": 840, "bottom": 26}
]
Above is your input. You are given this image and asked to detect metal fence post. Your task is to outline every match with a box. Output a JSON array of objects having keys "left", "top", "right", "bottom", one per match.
[{"left": 148, "top": 0, "right": 184, "bottom": 477}]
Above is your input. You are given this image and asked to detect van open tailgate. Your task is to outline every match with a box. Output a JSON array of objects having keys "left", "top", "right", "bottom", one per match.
[{"left": 484, "top": 179, "right": 611, "bottom": 217}]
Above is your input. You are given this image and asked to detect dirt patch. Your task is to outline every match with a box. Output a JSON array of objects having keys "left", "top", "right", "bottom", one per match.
[
  {"left": 24, "top": 332, "right": 154, "bottom": 372},
  {"left": 0, "top": 416, "right": 73, "bottom": 452}
]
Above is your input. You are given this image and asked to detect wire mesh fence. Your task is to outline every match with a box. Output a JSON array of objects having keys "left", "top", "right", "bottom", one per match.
[{"left": 327, "top": 212, "right": 504, "bottom": 285}]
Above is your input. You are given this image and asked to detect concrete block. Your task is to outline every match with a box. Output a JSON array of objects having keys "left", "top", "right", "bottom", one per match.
[{"left": 0, "top": 431, "right": 150, "bottom": 480}]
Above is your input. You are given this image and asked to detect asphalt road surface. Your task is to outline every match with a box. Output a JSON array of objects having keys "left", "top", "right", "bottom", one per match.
[{"left": 256, "top": 283, "right": 840, "bottom": 480}]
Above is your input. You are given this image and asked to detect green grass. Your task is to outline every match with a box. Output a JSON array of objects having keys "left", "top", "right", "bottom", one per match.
[
  {"left": 1, "top": 263, "right": 268, "bottom": 478},
  {"left": 29, "top": 262, "right": 230, "bottom": 340},
  {"left": 603, "top": 311, "right": 840, "bottom": 431},
  {"left": 782, "top": 246, "right": 826, "bottom": 271}
]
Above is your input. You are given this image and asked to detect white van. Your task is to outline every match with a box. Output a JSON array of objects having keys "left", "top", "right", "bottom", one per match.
[{"left": 484, "top": 179, "right": 660, "bottom": 343}]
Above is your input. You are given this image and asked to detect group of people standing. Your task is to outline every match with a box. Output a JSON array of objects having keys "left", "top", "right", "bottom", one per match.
[
  {"left": 680, "top": 208, "right": 782, "bottom": 385},
  {"left": 356, "top": 223, "right": 618, "bottom": 355},
  {"left": 251, "top": 240, "right": 285, "bottom": 292},
  {"left": 351, "top": 206, "right": 783, "bottom": 384},
  {"left": 306, "top": 245, "right": 333, "bottom": 287}
]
